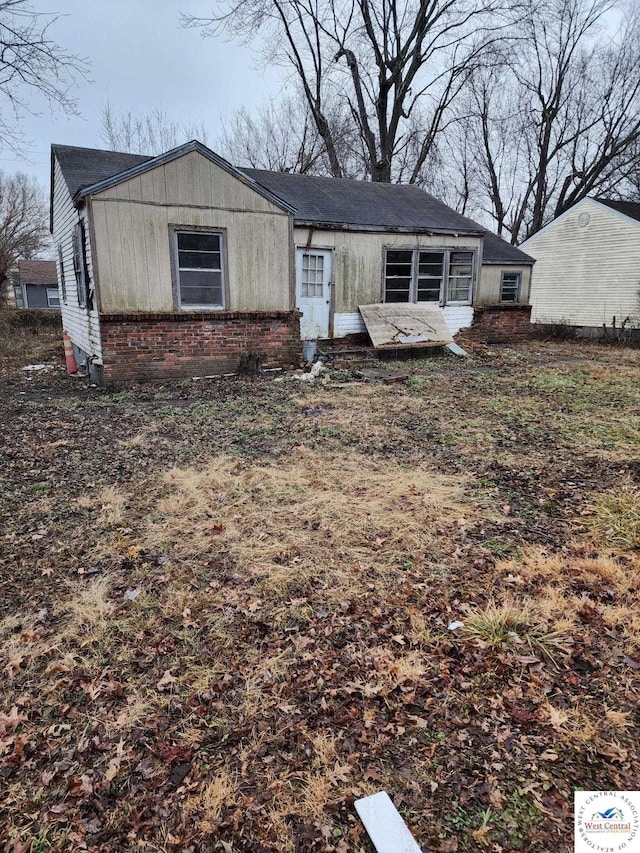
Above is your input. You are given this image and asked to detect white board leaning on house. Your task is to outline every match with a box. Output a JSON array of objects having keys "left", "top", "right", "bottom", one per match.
[{"left": 359, "top": 303, "right": 454, "bottom": 349}]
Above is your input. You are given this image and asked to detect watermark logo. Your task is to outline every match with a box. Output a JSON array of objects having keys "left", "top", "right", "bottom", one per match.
[{"left": 575, "top": 791, "right": 640, "bottom": 852}]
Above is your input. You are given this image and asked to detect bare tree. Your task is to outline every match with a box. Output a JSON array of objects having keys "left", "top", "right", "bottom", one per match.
[
  {"left": 183, "top": 0, "right": 512, "bottom": 183},
  {"left": 0, "top": 171, "right": 48, "bottom": 305},
  {"left": 99, "top": 102, "right": 209, "bottom": 155},
  {"left": 0, "top": 1, "right": 88, "bottom": 153},
  {"left": 219, "top": 97, "right": 328, "bottom": 173},
  {"left": 219, "top": 93, "right": 363, "bottom": 175},
  {"left": 461, "top": 0, "right": 640, "bottom": 242}
]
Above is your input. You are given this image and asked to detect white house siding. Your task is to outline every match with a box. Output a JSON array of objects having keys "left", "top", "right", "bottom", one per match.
[
  {"left": 90, "top": 150, "right": 292, "bottom": 314},
  {"left": 522, "top": 199, "right": 640, "bottom": 328},
  {"left": 52, "top": 157, "right": 102, "bottom": 362},
  {"left": 478, "top": 265, "right": 532, "bottom": 306},
  {"left": 294, "top": 228, "right": 483, "bottom": 338}
]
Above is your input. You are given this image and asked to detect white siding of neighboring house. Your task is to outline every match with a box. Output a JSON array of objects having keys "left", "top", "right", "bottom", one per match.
[
  {"left": 294, "top": 227, "right": 483, "bottom": 338},
  {"left": 51, "top": 156, "right": 102, "bottom": 363},
  {"left": 521, "top": 198, "right": 640, "bottom": 328}
]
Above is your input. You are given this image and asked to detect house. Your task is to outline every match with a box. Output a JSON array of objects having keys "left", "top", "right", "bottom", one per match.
[
  {"left": 521, "top": 197, "right": 640, "bottom": 335},
  {"left": 50, "top": 140, "right": 535, "bottom": 384},
  {"left": 12, "top": 260, "right": 60, "bottom": 310}
]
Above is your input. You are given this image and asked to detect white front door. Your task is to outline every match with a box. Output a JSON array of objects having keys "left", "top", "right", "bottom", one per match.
[{"left": 296, "top": 248, "right": 332, "bottom": 340}]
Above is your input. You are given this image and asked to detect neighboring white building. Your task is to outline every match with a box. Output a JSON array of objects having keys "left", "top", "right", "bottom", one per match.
[{"left": 521, "top": 197, "right": 640, "bottom": 333}]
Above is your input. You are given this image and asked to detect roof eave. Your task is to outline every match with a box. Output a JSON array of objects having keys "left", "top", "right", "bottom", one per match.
[
  {"left": 293, "top": 218, "right": 485, "bottom": 236},
  {"left": 482, "top": 257, "right": 535, "bottom": 265},
  {"left": 75, "top": 140, "right": 295, "bottom": 214}
]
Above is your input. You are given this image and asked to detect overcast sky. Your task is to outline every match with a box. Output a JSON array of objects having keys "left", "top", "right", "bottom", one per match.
[{"left": 1, "top": 0, "right": 284, "bottom": 191}]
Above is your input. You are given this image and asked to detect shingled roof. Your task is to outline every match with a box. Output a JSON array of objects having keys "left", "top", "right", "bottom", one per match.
[
  {"left": 482, "top": 231, "right": 535, "bottom": 265},
  {"left": 243, "top": 168, "right": 485, "bottom": 234},
  {"left": 18, "top": 259, "right": 57, "bottom": 286},
  {"left": 52, "top": 144, "right": 152, "bottom": 200},
  {"left": 594, "top": 198, "right": 640, "bottom": 224},
  {"left": 51, "top": 142, "right": 529, "bottom": 247}
]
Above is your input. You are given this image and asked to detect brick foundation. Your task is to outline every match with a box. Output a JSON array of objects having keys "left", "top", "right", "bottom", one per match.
[
  {"left": 99, "top": 311, "right": 302, "bottom": 384},
  {"left": 463, "top": 304, "right": 533, "bottom": 344}
]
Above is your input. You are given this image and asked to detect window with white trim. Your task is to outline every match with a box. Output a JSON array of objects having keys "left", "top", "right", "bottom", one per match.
[
  {"left": 46, "top": 288, "right": 60, "bottom": 308},
  {"left": 384, "top": 248, "right": 474, "bottom": 304},
  {"left": 174, "top": 230, "right": 225, "bottom": 309},
  {"left": 500, "top": 271, "right": 521, "bottom": 302},
  {"left": 301, "top": 252, "right": 324, "bottom": 297}
]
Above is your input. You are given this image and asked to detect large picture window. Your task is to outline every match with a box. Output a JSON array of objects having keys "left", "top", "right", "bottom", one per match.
[
  {"left": 384, "top": 248, "right": 473, "bottom": 305},
  {"left": 174, "top": 229, "right": 225, "bottom": 309}
]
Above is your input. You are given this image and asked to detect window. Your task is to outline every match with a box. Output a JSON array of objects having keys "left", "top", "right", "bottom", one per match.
[
  {"left": 174, "top": 230, "right": 225, "bottom": 309},
  {"left": 57, "top": 244, "right": 67, "bottom": 303},
  {"left": 47, "top": 288, "right": 60, "bottom": 308},
  {"left": 384, "top": 250, "right": 413, "bottom": 302},
  {"left": 13, "top": 284, "right": 24, "bottom": 308},
  {"left": 384, "top": 248, "right": 474, "bottom": 305},
  {"left": 500, "top": 271, "right": 521, "bottom": 302},
  {"left": 72, "top": 221, "right": 90, "bottom": 308},
  {"left": 417, "top": 252, "right": 444, "bottom": 302},
  {"left": 301, "top": 253, "right": 324, "bottom": 297}
]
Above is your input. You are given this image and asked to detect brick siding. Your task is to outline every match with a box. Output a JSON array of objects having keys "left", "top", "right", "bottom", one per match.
[
  {"left": 100, "top": 311, "right": 302, "bottom": 383},
  {"left": 463, "top": 305, "right": 533, "bottom": 344}
]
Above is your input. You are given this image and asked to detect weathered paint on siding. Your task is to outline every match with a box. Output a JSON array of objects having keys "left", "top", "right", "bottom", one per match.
[
  {"left": 522, "top": 199, "right": 640, "bottom": 327},
  {"left": 90, "top": 150, "right": 292, "bottom": 313},
  {"left": 51, "top": 156, "right": 102, "bottom": 361},
  {"left": 294, "top": 228, "right": 484, "bottom": 314},
  {"left": 477, "top": 265, "right": 531, "bottom": 306}
]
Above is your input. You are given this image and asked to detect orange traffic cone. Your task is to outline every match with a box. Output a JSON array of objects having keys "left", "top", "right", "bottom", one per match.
[{"left": 63, "top": 330, "right": 77, "bottom": 374}]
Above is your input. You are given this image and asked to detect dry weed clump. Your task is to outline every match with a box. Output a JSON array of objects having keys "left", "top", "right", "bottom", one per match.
[
  {"left": 493, "top": 546, "right": 640, "bottom": 651},
  {"left": 587, "top": 488, "right": 640, "bottom": 549},
  {"left": 459, "top": 601, "right": 571, "bottom": 662},
  {"left": 146, "top": 448, "right": 468, "bottom": 600}
]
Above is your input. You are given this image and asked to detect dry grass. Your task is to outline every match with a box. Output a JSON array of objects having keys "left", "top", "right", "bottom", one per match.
[
  {"left": 587, "top": 488, "right": 640, "bottom": 549},
  {"left": 183, "top": 772, "right": 239, "bottom": 833},
  {"left": 494, "top": 546, "right": 640, "bottom": 652},
  {"left": 460, "top": 601, "right": 572, "bottom": 662},
  {"left": 97, "top": 485, "right": 128, "bottom": 527},
  {"left": 148, "top": 448, "right": 468, "bottom": 601}
]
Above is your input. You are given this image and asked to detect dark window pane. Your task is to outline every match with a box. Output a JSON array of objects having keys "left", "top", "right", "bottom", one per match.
[
  {"left": 386, "top": 250, "right": 412, "bottom": 265},
  {"left": 178, "top": 250, "right": 221, "bottom": 270},
  {"left": 450, "top": 251, "right": 473, "bottom": 265},
  {"left": 181, "top": 286, "right": 223, "bottom": 305},
  {"left": 385, "top": 290, "right": 411, "bottom": 303},
  {"left": 385, "top": 276, "right": 411, "bottom": 291},
  {"left": 386, "top": 263, "right": 413, "bottom": 277},
  {"left": 419, "top": 251, "right": 444, "bottom": 270},
  {"left": 417, "top": 287, "right": 440, "bottom": 301},
  {"left": 179, "top": 269, "right": 223, "bottom": 306},
  {"left": 177, "top": 232, "right": 220, "bottom": 252}
]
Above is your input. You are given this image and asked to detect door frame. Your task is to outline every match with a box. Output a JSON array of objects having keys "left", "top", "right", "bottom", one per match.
[{"left": 295, "top": 246, "right": 335, "bottom": 339}]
